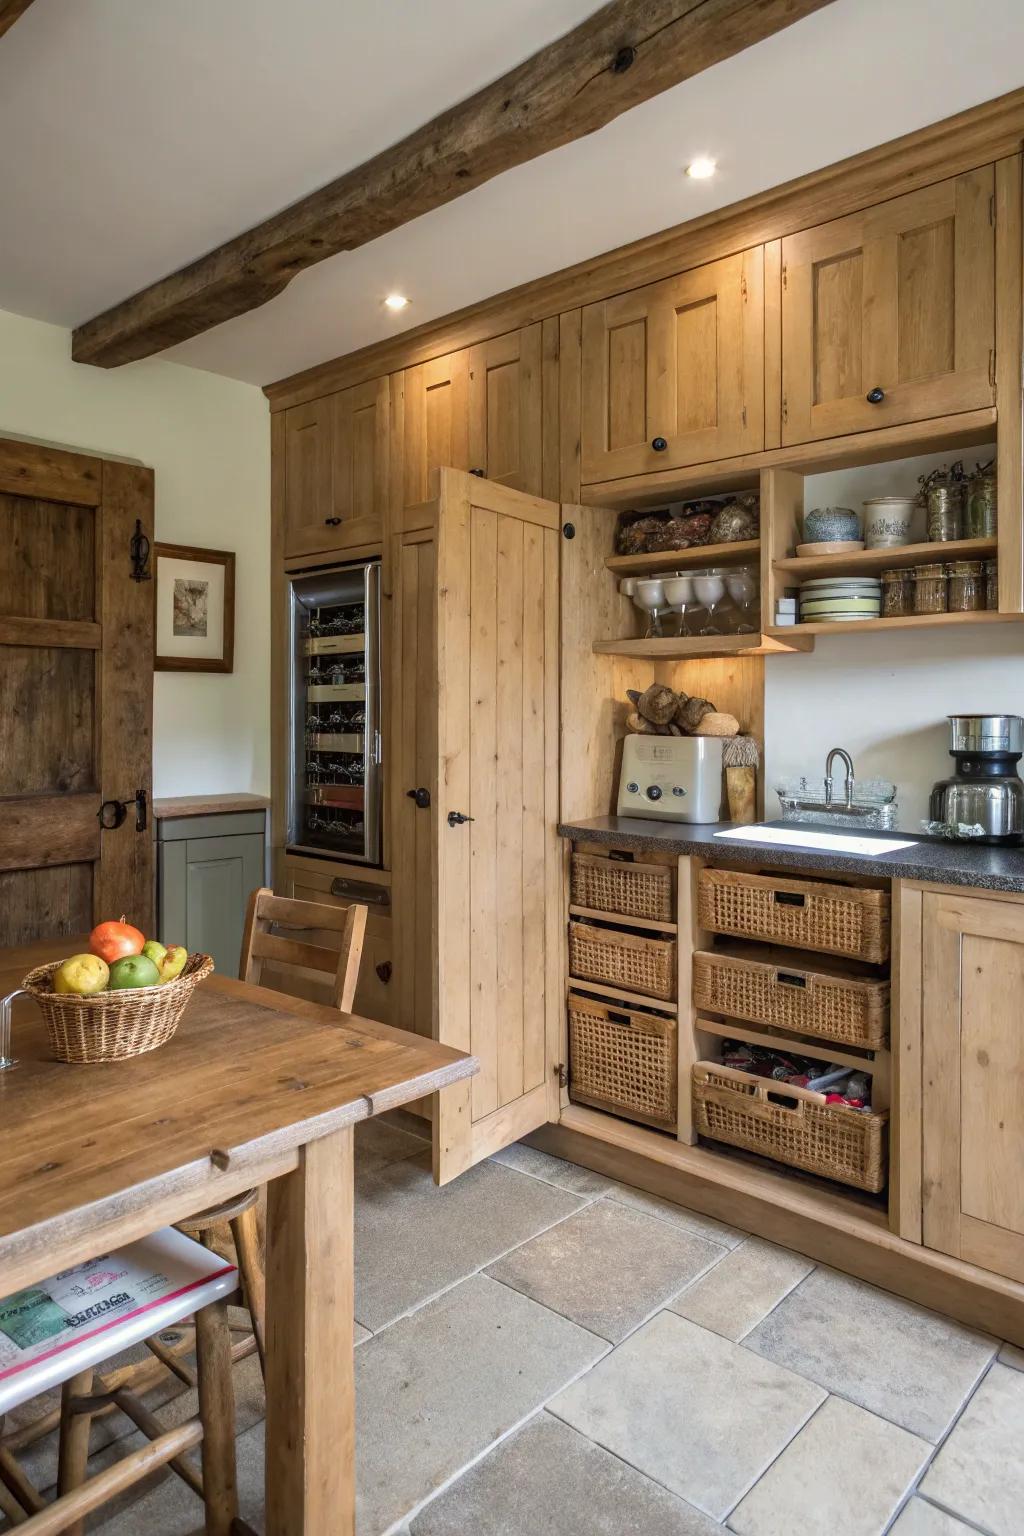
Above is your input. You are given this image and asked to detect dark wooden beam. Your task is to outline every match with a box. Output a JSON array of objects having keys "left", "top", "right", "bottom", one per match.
[
  {"left": 0, "top": 0, "right": 36, "bottom": 41},
  {"left": 72, "top": 0, "right": 835, "bottom": 368}
]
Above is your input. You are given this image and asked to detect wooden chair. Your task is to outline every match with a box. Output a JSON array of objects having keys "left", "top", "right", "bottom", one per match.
[
  {"left": 0, "top": 1230, "right": 239, "bottom": 1535},
  {"left": 178, "top": 887, "right": 369, "bottom": 1378}
]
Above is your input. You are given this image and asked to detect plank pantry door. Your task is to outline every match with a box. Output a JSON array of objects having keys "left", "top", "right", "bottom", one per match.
[
  {"left": 392, "top": 469, "right": 561, "bottom": 1184},
  {"left": 0, "top": 438, "right": 154, "bottom": 945}
]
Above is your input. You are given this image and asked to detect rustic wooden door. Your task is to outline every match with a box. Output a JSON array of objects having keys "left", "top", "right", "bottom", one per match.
[
  {"left": 0, "top": 437, "right": 154, "bottom": 945},
  {"left": 580, "top": 247, "right": 764, "bottom": 483},
  {"left": 781, "top": 167, "right": 996, "bottom": 444},
  {"left": 391, "top": 351, "right": 470, "bottom": 534},
  {"left": 921, "top": 890, "right": 1024, "bottom": 1283},
  {"left": 283, "top": 376, "right": 389, "bottom": 559},
  {"left": 391, "top": 469, "right": 562, "bottom": 1183},
  {"left": 467, "top": 325, "right": 544, "bottom": 493}
]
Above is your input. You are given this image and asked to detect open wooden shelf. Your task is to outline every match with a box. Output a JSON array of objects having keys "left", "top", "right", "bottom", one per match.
[
  {"left": 592, "top": 631, "right": 814, "bottom": 659},
  {"left": 606, "top": 540, "right": 760, "bottom": 577},
  {"left": 774, "top": 537, "right": 997, "bottom": 580},
  {"left": 765, "top": 610, "right": 1024, "bottom": 639}
]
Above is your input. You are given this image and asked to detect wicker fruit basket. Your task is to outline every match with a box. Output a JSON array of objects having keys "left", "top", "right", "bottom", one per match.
[
  {"left": 568, "top": 992, "right": 677, "bottom": 1130},
  {"left": 698, "top": 868, "right": 890, "bottom": 964},
  {"left": 692, "top": 949, "right": 889, "bottom": 1049},
  {"left": 570, "top": 853, "right": 673, "bottom": 923},
  {"left": 569, "top": 921, "right": 676, "bottom": 1000},
  {"left": 692, "top": 1060, "right": 888, "bottom": 1192},
  {"left": 21, "top": 954, "right": 214, "bottom": 1064}
]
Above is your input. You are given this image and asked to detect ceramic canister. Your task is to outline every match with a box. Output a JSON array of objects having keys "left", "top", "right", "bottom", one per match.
[
  {"left": 862, "top": 496, "right": 916, "bottom": 549},
  {"left": 803, "top": 506, "right": 860, "bottom": 543}
]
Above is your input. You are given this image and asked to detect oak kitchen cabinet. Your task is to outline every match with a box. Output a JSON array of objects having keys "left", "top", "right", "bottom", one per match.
[
  {"left": 282, "top": 375, "right": 389, "bottom": 559},
  {"left": 391, "top": 469, "right": 562, "bottom": 1183},
  {"left": 781, "top": 167, "right": 996, "bottom": 445},
  {"left": 921, "top": 888, "right": 1024, "bottom": 1285},
  {"left": 271, "top": 850, "right": 393, "bottom": 1026},
  {"left": 580, "top": 246, "right": 765, "bottom": 483}
]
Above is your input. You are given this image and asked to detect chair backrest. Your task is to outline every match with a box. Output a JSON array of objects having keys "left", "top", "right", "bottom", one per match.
[{"left": 238, "top": 888, "right": 368, "bottom": 1013}]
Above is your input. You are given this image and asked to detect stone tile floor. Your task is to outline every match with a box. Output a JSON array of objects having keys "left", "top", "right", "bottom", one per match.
[{"left": 8, "top": 1115, "right": 1024, "bottom": 1535}]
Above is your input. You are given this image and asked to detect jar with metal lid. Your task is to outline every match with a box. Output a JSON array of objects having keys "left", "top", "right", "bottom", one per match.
[
  {"left": 920, "top": 462, "right": 966, "bottom": 542},
  {"left": 965, "top": 459, "right": 997, "bottom": 538},
  {"left": 881, "top": 568, "right": 914, "bottom": 617},
  {"left": 948, "top": 560, "right": 985, "bottom": 612},
  {"left": 986, "top": 558, "right": 999, "bottom": 610},
  {"left": 913, "top": 562, "right": 948, "bottom": 613}
]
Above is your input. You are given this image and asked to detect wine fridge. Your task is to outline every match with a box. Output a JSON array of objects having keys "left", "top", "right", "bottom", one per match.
[{"left": 286, "top": 559, "right": 382, "bottom": 864}]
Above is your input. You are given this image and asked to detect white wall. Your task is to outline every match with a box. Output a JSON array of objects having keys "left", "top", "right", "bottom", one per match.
[
  {"left": 763, "top": 444, "right": 1024, "bottom": 829},
  {"left": 0, "top": 308, "right": 270, "bottom": 798}
]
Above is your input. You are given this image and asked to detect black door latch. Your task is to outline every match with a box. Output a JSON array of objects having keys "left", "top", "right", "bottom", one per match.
[
  {"left": 447, "top": 810, "right": 474, "bottom": 827},
  {"left": 98, "top": 789, "right": 148, "bottom": 832}
]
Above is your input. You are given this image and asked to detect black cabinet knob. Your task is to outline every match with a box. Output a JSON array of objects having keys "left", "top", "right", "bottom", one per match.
[
  {"left": 469, "top": 467, "right": 486, "bottom": 477},
  {"left": 406, "top": 787, "right": 431, "bottom": 809},
  {"left": 866, "top": 388, "right": 885, "bottom": 404},
  {"left": 651, "top": 436, "right": 668, "bottom": 452},
  {"left": 325, "top": 515, "right": 342, "bottom": 525}
]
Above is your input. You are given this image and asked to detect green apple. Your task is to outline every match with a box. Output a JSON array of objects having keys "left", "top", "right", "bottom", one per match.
[
  {"left": 141, "top": 939, "right": 167, "bottom": 968},
  {"left": 158, "top": 945, "right": 188, "bottom": 983},
  {"left": 108, "top": 954, "right": 161, "bottom": 990}
]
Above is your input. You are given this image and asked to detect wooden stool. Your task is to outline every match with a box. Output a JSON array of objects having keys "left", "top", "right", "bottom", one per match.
[
  {"left": 179, "top": 1188, "right": 266, "bottom": 1377},
  {"left": 0, "top": 1229, "right": 239, "bottom": 1535}
]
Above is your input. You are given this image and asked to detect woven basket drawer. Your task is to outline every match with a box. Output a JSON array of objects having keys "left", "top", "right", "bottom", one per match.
[
  {"left": 569, "top": 920, "right": 676, "bottom": 1001},
  {"left": 569, "top": 992, "right": 677, "bottom": 1130},
  {"left": 693, "top": 1061, "right": 888, "bottom": 1193},
  {"left": 570, "top": 853, "right": 673, "bottom": 923},
  {"left": 693, "top": 950, "right": 889, "bottom": 1049},
  {"left": 698, "top": 868, "right": 890, "bottom": 964}
]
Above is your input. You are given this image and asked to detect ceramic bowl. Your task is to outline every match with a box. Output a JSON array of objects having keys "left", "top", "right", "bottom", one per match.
[
  {"left": 796, "top": 540, "right": 866, "bottom": 557},
  {"left": 862, "top": 496, "right": 917, "bottom": 549},
  {"left": 803, "top": 506, "right": 861, "bottom": 543}
]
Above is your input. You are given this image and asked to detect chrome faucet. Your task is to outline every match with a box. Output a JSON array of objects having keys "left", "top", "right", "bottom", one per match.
[{"left": 824, "top": 747, "right": 856, "bottom": 809}]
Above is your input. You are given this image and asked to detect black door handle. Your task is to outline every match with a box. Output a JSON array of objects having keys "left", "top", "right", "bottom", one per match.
[
  {"left": 866, "top": 387, "right": 885, "bottom": 404},
  {"left": 407, "top": 787, "right": 431, "bottom": 808},
  {"left": 98, "top": 789, "right": 147, "bottom": 832},
  {"left": 447, "top": 811, "right": 474, "bottom": 827}
]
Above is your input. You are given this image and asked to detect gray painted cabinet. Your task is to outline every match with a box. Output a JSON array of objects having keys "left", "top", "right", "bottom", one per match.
[{"left": 156, "top": 811, "right": 266, "bottom": 977}]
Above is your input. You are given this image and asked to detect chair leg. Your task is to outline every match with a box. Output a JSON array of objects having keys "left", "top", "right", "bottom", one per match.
[
  {"left": 230, "top": 1204, "right": 266, "bottom": 1380},
  {"left": 56, "top": 1367, "right": 94, "bottom": 1536},
  {"left": 195, "top": 1296, "right": 238, "bottom": 1536}
]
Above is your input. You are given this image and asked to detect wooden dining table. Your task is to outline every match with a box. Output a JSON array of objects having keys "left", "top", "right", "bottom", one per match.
[{"left": 0, "top": 937, "right": 476, "bottom": 1535}]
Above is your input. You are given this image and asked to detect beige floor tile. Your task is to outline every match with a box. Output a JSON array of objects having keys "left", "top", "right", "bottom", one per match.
[
  {"left": 410, "top": 1413, "right": 720, "bottom": 1536},
  {"left": 921, "top": 1362, "right": 1024, "bottom": 1534},
  {"left": 490, "top": 1140, "right": 614, "bottom": 1196},
  {"left": 355, "top": 1321, "right": 372, "bottom": 1345},
  {"left": 487, "top": 1199, "right": 726, "bottom": 1342},
  {"left": 745, "top": 1268, "right": 996, "bottom": 1441},
  {"left": 729, "top": 1395, "right": 930, "bottom": 1535},
  {"left": 550, "top": 1310, "right": 825, "bottom": 1520},
  {"left": 606, "top": 1182, "right": 746, "bottom": 1248},
  {"left": 889, "top": 1500, "right": 979, "bottom": 1534},
  {"left": 357, "top": 1274, "right": 607, "bottom": 1536},
  {"left": 354, "top": 1153, "right": 583, "bottom": 1331},
  {"left": 998, "top": 1340, "right": 1024, "bottom": 1370},
  {"left": 356, "top": 1117, "right": 430, "bottom": 1172},
  {"left": 668, "top": 1237, "right": 813, "bottom": 1341}
]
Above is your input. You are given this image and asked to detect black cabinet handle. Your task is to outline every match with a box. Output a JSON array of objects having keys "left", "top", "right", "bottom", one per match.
[
  {"left": 866, "top": 388, "right": 885, "bottom": 404},
  {"left": 325, "top": 515, "right": 342, "bottom": 526},
  {"left": 375, "top": 961, "right": 393, "bottom": 984},
  {"left": 447, "top": 810, "right": 474, "bottom": 827},
  {"left": 469, "top": 468, "right": 486, "bottom": 477},
  {"left": 651, "top": 436, "right": 668, "bottom": 452},
  {"left": 407, "top": 787, "right": 431, "bottom": 809}
]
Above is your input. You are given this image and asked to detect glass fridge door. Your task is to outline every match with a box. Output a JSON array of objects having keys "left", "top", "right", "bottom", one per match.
[{"left": 287, "top": 560, "right": 381, "bottom": 863}]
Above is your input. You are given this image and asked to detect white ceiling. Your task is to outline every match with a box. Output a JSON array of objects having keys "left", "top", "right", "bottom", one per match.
[{"left": 1, "top": 0, "right": 1021, "bottom": 388}]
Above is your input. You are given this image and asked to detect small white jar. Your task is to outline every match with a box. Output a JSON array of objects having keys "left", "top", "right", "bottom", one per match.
[{"left": 862, "top": 496, "right": 917, "bottom": 549}]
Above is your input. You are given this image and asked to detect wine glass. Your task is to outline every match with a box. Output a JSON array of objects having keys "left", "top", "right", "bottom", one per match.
[
  {"left": 693, "top": 568, "right": 726, "bottom": 634},
  {"left": 633, "top": 578, "right": 667, "bottom": 638},
  {"left": 662, "top": 574, "right": 694, "bottom": 637},
  {"left": 725, "top": 565, "right": 760, "bottom": 634}
]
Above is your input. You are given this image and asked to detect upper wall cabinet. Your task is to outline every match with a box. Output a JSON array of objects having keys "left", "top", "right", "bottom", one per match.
[
  {"left": 781, "top": 167, "right": 996, "bottom": 445},
  {"left": 392, "top": 350, "right": 470, "bottom": 533},
  {"left": 468, "top": 324, "right": 544, "bottom": 494},
  {"left": 283, "top": 375, "right": 389, "bottom": 559},
  {"left": 580, "top": 247, "right": 765, "bottom": 484}
]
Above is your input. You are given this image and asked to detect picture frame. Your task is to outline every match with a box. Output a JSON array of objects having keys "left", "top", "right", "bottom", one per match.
[{"left": 153, "top": 543, "right": 235, "bottom": 673}]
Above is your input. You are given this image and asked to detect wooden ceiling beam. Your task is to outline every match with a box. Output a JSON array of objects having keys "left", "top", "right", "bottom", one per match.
[
  {"left": 71, "top": 0, "right": 835, "bottom": 368},
  {"left": 0, "top": 0, "right": 36, "bottom": 41}
]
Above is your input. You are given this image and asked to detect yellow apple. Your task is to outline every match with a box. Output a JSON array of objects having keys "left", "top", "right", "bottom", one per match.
[
  {"left": 158, "top": 945, "right": 188, "bottom": 983},
  {"left": 54, "top": 954, "right": 109, "bottom": 996}
]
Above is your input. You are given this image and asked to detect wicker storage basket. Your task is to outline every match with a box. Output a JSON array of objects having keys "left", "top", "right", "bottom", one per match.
[
  {"left": 570, "top": 853, "right": 673, "bottom": 923},
  {"left": 698, "top": 869, "right": 890, "bottom": 964},
  {"left": 693, "top": 949, "right": 889, "bottom": 1049},
  {"left": 569, "top": 992, "right": 677, "bottom": 1129},
  {"left": 21, "top": 954, "right": 214, "bottom": 1064},
  {"left": 693, "top": 1060, "right": 888, "bottom": 1192},
  {"left": 569, "top": 920, "right": 676, "bottom": 1000}
]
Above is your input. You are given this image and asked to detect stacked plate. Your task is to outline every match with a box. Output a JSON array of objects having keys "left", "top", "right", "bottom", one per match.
[{"left": 798, "top": 577, "right": 881, "bottom": 623}]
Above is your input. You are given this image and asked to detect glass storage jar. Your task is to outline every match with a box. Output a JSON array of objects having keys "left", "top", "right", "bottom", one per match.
[
  {"left": 881, "top": 568, "right": 914, "bottom": 617},
  {"left": 965, "top": 460, "right": 997, "bottom": 538},
  {"left": 948, "top": 560, "right": 986, "bottom": 612},
  {"left": 986, "top": 558, "right": 999, "bottom": 610},
  {"left": 920, "top": 463, "right": 966, "bottom": 542},
  {"left": 913, "top": 562, "right": 949, "bottom": 614}
]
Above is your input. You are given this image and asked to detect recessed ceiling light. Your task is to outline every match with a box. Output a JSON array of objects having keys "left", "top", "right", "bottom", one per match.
[
  {"left": 685, "top": 157, "right": 717, "bottom": 180},
  {"left": 384, "top": 293, "right": 410, "bottom": 311}
]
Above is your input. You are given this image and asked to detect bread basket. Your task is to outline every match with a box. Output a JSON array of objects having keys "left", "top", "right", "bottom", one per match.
[{"left": 19, "top": 954, "right": 214, "bottom": 1064}]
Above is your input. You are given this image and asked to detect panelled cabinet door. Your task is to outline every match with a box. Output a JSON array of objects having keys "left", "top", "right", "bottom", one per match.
[
  {"left": 283, "top": 397, "right": 334, "bottom": 557},
  {"left": 392, "top": 351, "right": 470, "bottom": 533},
  {"left": 467, "top": 325, "right": 544, "bottom": 494},
  {"left": 580, "top": 247, "right": 765, "bottom": 483},
  {"left": 391, "top": 469, "right": 562, "bottom": 1184},
  {"left": 781, "top": 167, "right": 995, "bottom": 444},
  {"left": 921, "top": 891, "right": 1024, "bottom": 1283},
  {"left": 283, "top": 377, "right": 389, "bottom": 559}
]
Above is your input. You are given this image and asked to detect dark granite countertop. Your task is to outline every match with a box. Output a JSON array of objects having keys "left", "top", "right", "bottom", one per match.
[{"left": 559, "top": 817, "right": 1024, "bottom": 894}]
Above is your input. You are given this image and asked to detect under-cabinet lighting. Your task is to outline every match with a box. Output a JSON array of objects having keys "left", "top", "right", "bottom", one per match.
[
  {"left": 685, "top": 157, "right": 717, "bottom": 180},
  {"left": 384, "top": 293, "right": 410, "bottom": 311}
]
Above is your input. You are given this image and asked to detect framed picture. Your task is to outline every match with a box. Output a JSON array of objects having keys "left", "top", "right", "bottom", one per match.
[{"left": 154, "top": 543, "right": 235, "bottom": 673}]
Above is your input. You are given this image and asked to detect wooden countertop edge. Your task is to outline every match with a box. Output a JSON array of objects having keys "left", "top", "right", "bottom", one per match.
[{"left": 152, "top": 794, "right": 270, "bottom": 819}]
